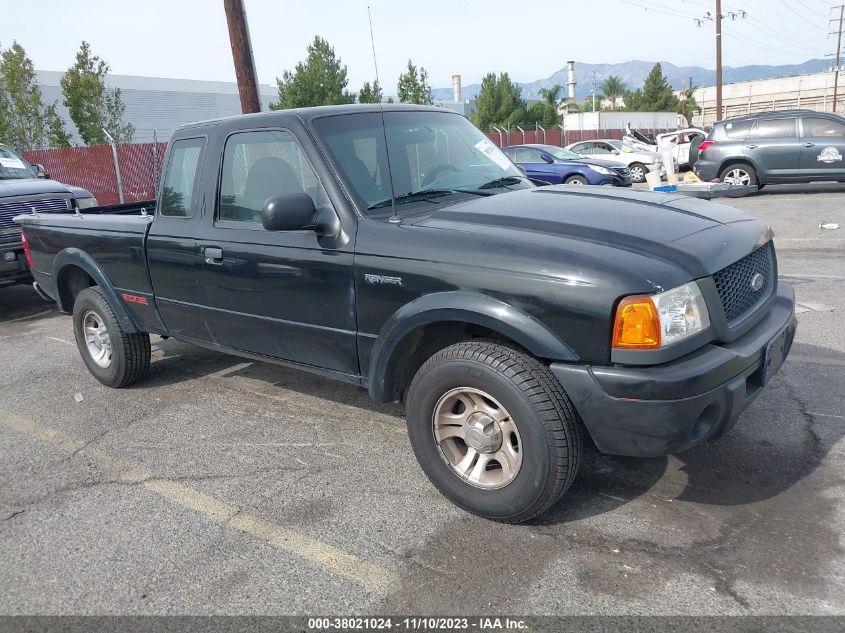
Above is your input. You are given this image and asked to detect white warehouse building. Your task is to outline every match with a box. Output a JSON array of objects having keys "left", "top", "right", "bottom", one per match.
[
  {"left": 36, "top": 71, "right": 278, "bottom": 144},
  {"left": 691, "top": 70, "right": 843, "bottom": 127}
]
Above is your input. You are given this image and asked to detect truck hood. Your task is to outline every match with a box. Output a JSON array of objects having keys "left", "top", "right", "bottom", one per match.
[
  {"left": 0, "top": 178, "right": 74, "bottom": 198},
  {"left": 411, "top": 185, "right": 769, "bottom": 280}
]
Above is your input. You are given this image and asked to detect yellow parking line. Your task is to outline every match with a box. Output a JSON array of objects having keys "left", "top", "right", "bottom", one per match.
[{"left": 0, "top": 409, "right": 398, "bottom": 594}]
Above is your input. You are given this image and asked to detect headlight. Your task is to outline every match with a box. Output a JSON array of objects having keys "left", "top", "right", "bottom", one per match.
[
  {"left": 75, "top": 197, "right": 98, "bottom": 209},
  {"left": 589, "top": 165, "right": 613, "bottom": 175},
  {"left": 612, "top": 281, "right": 710, "bottom": 350}
]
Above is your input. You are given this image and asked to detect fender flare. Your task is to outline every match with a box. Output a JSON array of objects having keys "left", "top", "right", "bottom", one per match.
[
  {"left": 51, "top": 248, "right": 139, "bottom": 333},
  {"left": 367, "top": 291, "right": 578, "bottom": 402}
]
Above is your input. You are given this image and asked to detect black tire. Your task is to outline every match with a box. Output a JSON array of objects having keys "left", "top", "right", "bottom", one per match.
[
  {"left": 406, "top": 340, "right": 583, "bottom": 523},
  {"left": 564, "top": 175, "right": 588, "bottom": 185},
  {"left": 629, "top": 162, "right": 647, "bottom": 183},
  {"left": 719, "top": 163, "right": 758, "bottom": 187},
  {"left": 687, "top": 134, "right": 704, "bottom": 168},
  {"left": 72, "top": 286, "right": 150, "bottom": 388}
]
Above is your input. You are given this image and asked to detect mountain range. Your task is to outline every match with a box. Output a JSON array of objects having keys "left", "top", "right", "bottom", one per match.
[{"left": 432, "top": 58, "right": 832, "bottom": 103}]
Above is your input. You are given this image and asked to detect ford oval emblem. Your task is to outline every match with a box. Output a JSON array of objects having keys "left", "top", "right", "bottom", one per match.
[{"left": 750, "top": 273, "right": 765, "bottom": 292}]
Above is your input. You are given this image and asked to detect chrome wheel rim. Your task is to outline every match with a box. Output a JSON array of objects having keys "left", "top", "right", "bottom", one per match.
[
  {"left": 432, "top": 387, "right": 523, "bottom": 489},
  {"left": 724, "top": 168, "right": 751, "bottom": 186},
  {"left": 82, "top": 310, "right": 112, "bottom": 368},
  {"left": 630, "top": 165, "right": 644, "bottom": 181},
  {"left": 568, "top": 178, "right": 585, "bottom": 185}
]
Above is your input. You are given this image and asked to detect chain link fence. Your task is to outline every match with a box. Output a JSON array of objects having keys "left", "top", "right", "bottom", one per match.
[{"left": 23, "top": 134, "right": 170, "bottom": 206}]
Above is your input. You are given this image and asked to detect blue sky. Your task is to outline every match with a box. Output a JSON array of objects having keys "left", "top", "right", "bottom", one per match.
[{"left": 1, "top": 0, "right": 836, "bottom": 90}]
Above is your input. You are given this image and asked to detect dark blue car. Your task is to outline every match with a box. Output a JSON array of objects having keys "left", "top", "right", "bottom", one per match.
[{"left": 501, "top": 144, "right": 632, "bottom": 186}]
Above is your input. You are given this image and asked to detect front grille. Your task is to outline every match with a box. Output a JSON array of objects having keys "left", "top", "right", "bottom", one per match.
[
  {"left": 713, "top": 241, "right": 775, "bottom": 325},
  {"left": 615, "top": 167, "right": 631, "bottom": 178},
  {"left": 0, "top": 197, "right": 69, "bottom": 231}
]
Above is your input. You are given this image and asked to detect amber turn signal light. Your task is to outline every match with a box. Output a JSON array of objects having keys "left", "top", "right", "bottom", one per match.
[{"left": 612, "top": 295, "right": 661, "bottom": 350}]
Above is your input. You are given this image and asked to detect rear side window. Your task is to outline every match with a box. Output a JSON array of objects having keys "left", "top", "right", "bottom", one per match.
[
  {"left": 160, "top": 138, "right": 205, "bottom": 217},
  {"left": 756, "top": 118, "right": 796, "bottom": 140},
  {"left": 722, "top": 120, "right": 755, "bottom": 139}
]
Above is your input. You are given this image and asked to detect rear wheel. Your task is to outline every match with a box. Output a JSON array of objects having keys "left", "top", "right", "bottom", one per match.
[
  {"left": 719, "top": 163, "right": 758, "bottom": 186},
  {"left": 564, "top": 175, "right": 588, "bottom": 185},
  {"left": 72, "top": 287, "right": 150, "bottom": 388},
  {"left": 629, "top": 162, "right": 647, "bottom": 183},
  {"left": 406, "top": 340, "right": 583, "bottom": 523}
]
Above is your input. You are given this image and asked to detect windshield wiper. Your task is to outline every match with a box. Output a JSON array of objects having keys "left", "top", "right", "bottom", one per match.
[
  {"left": 367, "top": 188, "right": 456, "bottom": 210},
  {"left": 476, "top": 175, "right": 530, "bottom": 190}
]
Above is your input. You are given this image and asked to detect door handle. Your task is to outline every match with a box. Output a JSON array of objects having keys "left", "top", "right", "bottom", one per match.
[
  {"left": 204, "top": 246, "right": 223, "bottom": 264},
  {"left": 804, "top": 142, "right": 815, "bottom": 147},
  {"left": 745, "top": 144, "right": 758, "bottom": 149}
]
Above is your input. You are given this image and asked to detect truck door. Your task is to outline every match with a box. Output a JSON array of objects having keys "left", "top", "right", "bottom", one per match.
[
  {"left": 746, "top": 117, "right": 799, "bottom": 180},
  {"left": 799, "top": 115, "right": 845, "bottom": 180},
  {"left": 193, "top": 129, "right": 358, "bottom": 374},
  {"left": 146, "top": 136, "right": 210, "bottom": 339}
]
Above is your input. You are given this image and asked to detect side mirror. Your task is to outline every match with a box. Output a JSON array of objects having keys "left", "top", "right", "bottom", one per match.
[
  {"left": 34, "top": 163, "right": 49, "bottom": 179},
  {"left": 261, "top": 193, "right": 317, "bottom": 232},
  {"left": 540, "top": 153, "right": 555, "bottom": 164},
  {"left": 516, "top": 165, "right": 527, "bottom": 176},
  {"left": 611, "top": 149, "right": 620, "bottom": 155}
]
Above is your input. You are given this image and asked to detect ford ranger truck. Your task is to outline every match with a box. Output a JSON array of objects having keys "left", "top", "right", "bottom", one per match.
[
  {"left": 15, "top": 105, "right": 797, "bottom": 523},
  {"left": 1, "top": 142, "right": 97, "bottom": 289}
]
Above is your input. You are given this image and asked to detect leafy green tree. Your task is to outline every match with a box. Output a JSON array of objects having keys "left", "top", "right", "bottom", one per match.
[
  {"left": 471, "top": 72, "right": 527, "bottom": 131},
  {"left": 271, "top": 36, "right": 355, "bottom": 109},
  {"left": 0, "top": 41, "right": 70, "bottom": 149},
  {"left": 61, "top": 41, "right": 133, "bottom": 145},
  {"left": 397, "top": 59, "right": 433, "bottom": 105},
  {"left": 600, "top": 75, "right": 627, "bottom": 111},
  {"left": 525, "top": 84, "right": 563, "bottom": 127},
  {"left": 680, "top": 84, "right": 699, "bottom": 120},
  {"left": 358, "top": 79, "right": 383, "bottom": 104},
  {"left": 624, "top": 63, "right": 679, "bottom": 112}
]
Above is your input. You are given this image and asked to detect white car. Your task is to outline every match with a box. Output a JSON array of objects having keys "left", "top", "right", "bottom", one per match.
[
  {"left": 565, "top": 139, "right": 660, "bottom": 183},
  {"left": 625, "top": 128, "right": 707, "bottom": 168}
]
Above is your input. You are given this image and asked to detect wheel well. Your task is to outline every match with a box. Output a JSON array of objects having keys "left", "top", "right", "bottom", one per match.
[
  {"left": 56, "top": 265, "right": 95, "bottom": 313},
  {"left": 380, "top": 321, "right": 529, "bottom": 403},
  {"left": 718, "top": 158, "right": 756, "bottom": 177}
]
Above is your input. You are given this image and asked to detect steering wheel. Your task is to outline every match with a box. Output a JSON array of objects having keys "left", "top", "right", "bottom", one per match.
[{"left": 422, "top": 164, "right": 460, "bottom": 187}]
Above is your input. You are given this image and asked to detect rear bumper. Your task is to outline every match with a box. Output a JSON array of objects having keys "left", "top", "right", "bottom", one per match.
[
  {"left": 551, "top": 283, "right": 796, "bottom": 457},
  {"left": 693, "top": 159, "right": 720, "bottom": 182}
]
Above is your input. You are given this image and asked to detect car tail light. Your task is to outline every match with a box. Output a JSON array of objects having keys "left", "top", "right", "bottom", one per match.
[
  {"left": 698, "top": 140, "right": 716, "bottom": 153},
  {"left": 21, "top": 229, "right": 33, "bottom": 268}
]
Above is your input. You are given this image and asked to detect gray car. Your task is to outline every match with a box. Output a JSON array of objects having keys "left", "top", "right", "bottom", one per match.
[{"left": 694, "top": 109, "right": 845, "bottom": 188}]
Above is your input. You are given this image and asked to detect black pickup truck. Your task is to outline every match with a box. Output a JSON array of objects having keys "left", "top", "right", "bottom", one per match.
[
  {"left": 1, "top": 142, "right": 97, "bottom": 288},
  {"left": 16, "top": 105, "right": 797, "bottom": 523}
]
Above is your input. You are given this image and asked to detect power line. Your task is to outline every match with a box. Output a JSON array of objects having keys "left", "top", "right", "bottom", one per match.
[{"left": 777, "top": 0, "right": 827, "bottom": 29}]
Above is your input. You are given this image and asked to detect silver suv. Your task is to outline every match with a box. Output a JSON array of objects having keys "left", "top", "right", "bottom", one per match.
[{"left": 694, "top": 109, "right": 845, "bottom": 188}]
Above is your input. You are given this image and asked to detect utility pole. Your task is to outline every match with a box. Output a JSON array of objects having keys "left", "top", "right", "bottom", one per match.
[
  {"left": 832, "top": 4, "right": 845, "bottom": 113},
  {"left": 715, "top": 0, "right": 723, "bottom": 120},
  {"left": 224, "top": 0, "right": 261, "bottom": 114}
]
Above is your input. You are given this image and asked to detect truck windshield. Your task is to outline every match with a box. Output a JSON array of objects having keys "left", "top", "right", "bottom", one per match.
[
  {"left": 0, "top": 144, "right": 36, "bottom": 179},
  {"left": 312, "top": 110, "right": 530, "bottom": 216}
]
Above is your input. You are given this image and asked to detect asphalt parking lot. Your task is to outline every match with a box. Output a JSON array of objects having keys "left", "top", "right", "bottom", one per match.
[{"left": 1, "top": 183, "right": 843, "bottom": 617}]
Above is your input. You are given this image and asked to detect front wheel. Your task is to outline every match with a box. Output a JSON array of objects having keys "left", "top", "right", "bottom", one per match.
[
  {"left": 72, "top": 287, "right": 151, "bottom": 388},
  {"left": 719, "top": 164, "right": 758, "bottom": 187},
  {"left": 406, "top": 340, "right": 583, "bottom": 523},
  {"left": 629, "top": 162, "right": 647, "bottom": 183},
  {"left": 564, "top": 175, "right": 588, "bottom": 185}
]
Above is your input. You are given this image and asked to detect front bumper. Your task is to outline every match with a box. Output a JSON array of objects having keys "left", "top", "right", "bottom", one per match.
[
  {"left": 0, "top": 240, "right": 30, "bottom": 286},
  {"left": 551, "top": 283, "right": 797, "bottom": 456}
]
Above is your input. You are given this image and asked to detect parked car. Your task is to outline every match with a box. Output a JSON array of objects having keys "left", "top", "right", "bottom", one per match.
[
  {"left": 623, "top": 127, "right": 707, "bottom": 168},
  {"left": 694, "top": 109, "right": 845, "bottom": 187},
  {"left": 1, "top": 143, "right": 97, "bottom": 289},
  {"left": 16, "top": 104, "right": 796, "bottom": 524},
  {"left": 501, "top": 144, "right": 632, "bottom": 186},
  {"left": 565, "top": 139, "right": 661, "bottom": 183}
]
